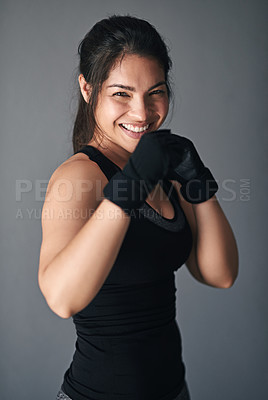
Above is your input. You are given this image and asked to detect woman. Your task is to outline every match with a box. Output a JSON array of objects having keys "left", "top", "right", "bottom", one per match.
[{"left": 38, "top": 15, "right": 239, "bottom": 400}]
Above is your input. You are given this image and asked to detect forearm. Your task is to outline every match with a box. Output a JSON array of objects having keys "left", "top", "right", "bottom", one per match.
[
  {"left": 192, "top": 195, "right": 239, "bottom": 288},
  {"left": 40, "top": 199, "right": 130, "bottom": 318}
]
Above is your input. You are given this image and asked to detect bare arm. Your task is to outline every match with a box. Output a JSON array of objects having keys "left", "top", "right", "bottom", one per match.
[
  {"left": 38, "top": 159, "right": 130, "bottom": 319},
  {"left": 171, "top": 181, "right": 239, "bottom": 288}
]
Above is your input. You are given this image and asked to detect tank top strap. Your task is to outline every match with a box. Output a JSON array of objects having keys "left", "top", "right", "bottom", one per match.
[{"left": 74, "top": 145, "right": 121, "bottom": 180}]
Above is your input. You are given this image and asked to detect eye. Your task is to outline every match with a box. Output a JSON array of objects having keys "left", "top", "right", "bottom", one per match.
[
  {"left": 149, "top": 89, "right": 166, "bottom": 96},
  {"left": 112, "top": 92, "right": 129, "bottom": 97}
]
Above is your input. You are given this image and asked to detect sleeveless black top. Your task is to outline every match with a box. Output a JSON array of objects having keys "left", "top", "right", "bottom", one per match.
[{"left": 61, "top": 145, "right": 193, "bottom": 400}]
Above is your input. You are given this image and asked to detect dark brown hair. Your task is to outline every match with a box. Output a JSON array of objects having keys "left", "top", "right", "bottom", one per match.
[{"left": 72, "top": 14, "right": 173, "bottom": 153}]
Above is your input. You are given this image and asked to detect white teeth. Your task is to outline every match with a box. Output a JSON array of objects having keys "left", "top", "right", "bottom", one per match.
[{"left": 121, "top": 123, "right": 149, "bottom": 133}]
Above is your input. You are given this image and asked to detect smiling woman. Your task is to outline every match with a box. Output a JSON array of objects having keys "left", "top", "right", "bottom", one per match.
[
  {"left": 78, "top": 54, "right": 169, "bottom": 149},
  {"left": 72, "top": 15, "right": 173, "bottom": 156},
  {"left": 38, "top": 14, "right": 238, "bottom": 400}
]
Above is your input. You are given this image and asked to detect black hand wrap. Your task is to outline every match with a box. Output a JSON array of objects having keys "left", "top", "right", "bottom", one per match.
[
  {"left": 166, "top": 133, "right": 219, "bottom": 204},
  {"left": 179, "top": 167, "right": 218, "bottom": 204},
  {"left": 103, "top": 130, "right": 171, "bottom": 216}
]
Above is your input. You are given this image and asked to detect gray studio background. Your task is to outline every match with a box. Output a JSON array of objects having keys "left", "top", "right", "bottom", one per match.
[{"left": 1, "top": 0, "right": 267, "bottom": 399}]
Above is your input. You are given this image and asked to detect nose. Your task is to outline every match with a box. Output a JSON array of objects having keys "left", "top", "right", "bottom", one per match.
[{"left": 127, "top": 96, "right": 152, "bottom": 122}]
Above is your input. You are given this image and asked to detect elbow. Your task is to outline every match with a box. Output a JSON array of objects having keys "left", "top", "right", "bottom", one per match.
[
  {"left": 42, "top": 290, "right": 72, "bottom": 319},
  {"left": 202, "top": 261, "right": 239, "bottom": 289},
  {"left": 47, "top": 299, "right": 72, "bottom": 319},
  {"left": 217, "top": 249, "right": 239, "bottom": 289},
  {"left": 38, "top": 272, "right": 72, "bottom": 319},
  {"left": 203, "top": 274, "right": 237, "bottom": 289},
  {"left": 54, "top": 310, "right": 72, "bottom": 319},
  {"left": 218, "top": 263, "right": 239, "bottom": 289},
  {"left": 219, "top": 276, "right": 237, "bottom": 289},
  {"left": 44, "top": 290, "right": 73, "bottom": 319}
]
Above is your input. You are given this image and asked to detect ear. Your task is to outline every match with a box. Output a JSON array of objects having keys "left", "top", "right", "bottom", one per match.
[{"left": 78, "top": 74, "right": 92, "bottom": 103}]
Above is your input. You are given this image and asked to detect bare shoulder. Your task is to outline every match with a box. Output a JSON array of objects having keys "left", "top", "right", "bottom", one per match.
[
  {"left": 42, "top": 151, "right": 109, "bottom": 226},
  {"left": 38, "top": 153, "right": 108, "bottom": 274},
  {"left": 46, "top": 152, "right": 108, "bottom": 197}
]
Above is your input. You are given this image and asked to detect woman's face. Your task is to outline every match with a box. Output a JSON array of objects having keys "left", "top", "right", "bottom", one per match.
[{"left": 93, "top": 54, "right": 169, "bottom": 154}]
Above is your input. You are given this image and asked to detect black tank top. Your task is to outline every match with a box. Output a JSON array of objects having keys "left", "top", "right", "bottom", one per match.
[{"left": 61, "top": 145, "right": 193, "bottom": 400}]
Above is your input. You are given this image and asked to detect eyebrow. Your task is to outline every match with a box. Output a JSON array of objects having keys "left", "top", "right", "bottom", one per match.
[{"left": 106, "top": 81, "right": 167, "bottom": 92}]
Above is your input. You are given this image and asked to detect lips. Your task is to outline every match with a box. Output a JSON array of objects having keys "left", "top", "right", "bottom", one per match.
[
  {"left": 119, "top": 123, "right": 152, "bottom": 139},
  {"left": 121, "top": 123, "right": 149, "bottom": 133}
]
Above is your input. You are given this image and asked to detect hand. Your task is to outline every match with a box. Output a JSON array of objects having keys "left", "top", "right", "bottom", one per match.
[
  {"left": 165, "top": 133, "right": 219, "bottom": 203},
  {"left": 103, "top": 129, "right": 171, "bottom": 215},
  {"left": 123, "top": 129, "right": 171, "bottom": 190},
  {"left": 166, "top": 134, "right": 206, "bottom": 183}
]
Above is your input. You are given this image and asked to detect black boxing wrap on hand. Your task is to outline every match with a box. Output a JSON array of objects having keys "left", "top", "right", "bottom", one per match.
[
  {"left": 102, "top": 171, "right": 151, "bottom": 216},
  {"left": 165, "top": 133, "right": 219, "bottom": 204},
  {"left": 103, "top": 130, "right": 171, "bottom": 216},
  {"left": 179, "top": 167, "right": 218, "bottom": 204}
]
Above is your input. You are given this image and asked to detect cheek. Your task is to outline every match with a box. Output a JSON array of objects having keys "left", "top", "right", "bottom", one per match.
[
  {"left": 108, "top": 102, "right": 129, "bottom": 122},
  {"left": 151, "top": 95, "right": 169, "bottom": 114},
  {"left": 96, "top": 101, "right": 127, "bottom": 124},
  {"left": 159, "top": 100, "right": 169, "bottom": 117}
]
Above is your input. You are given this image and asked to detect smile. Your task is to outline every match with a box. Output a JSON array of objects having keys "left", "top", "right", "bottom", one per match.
[{"left": 120, "top": 123, "right": 150, "bottom": 133}]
